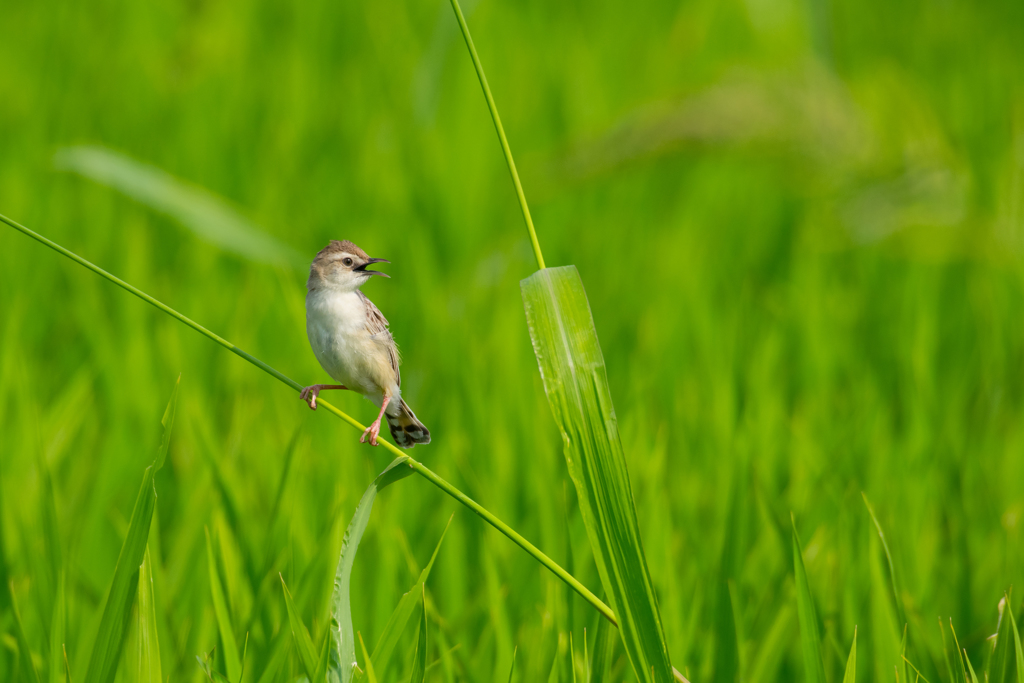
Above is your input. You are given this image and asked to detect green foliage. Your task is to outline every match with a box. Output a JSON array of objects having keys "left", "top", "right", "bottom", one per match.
[
  {"left": 371, "top": 515, "right": 451, "bottom": 679},
  {"left": 522, "top": 266, "right": 672, "bottom": 681},
  {"left": 83, "top": 380, "right": 177, "bottom": 683},
  {"left": 330, "top": 457, "right": 415, "bottom": 683},
  {"left": 205, "top": 527, "right": 242, "bottom": 681},
  {"left": 2, "top": 0, "right": 1024, "bottom": 679},
  {"left": 791, "top": 518, "right": 826, "bottom": 683},
  {"left": 842, "top": 628, "right": 857, "bottom": 683}
]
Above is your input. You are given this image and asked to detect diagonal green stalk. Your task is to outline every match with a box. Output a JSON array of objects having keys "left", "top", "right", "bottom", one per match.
[
  {"left": 448, "top": 0, "right": 545, "bottom": 270},
  {"left": 0, "top": 211, "right": 614, "bottom": 627}
]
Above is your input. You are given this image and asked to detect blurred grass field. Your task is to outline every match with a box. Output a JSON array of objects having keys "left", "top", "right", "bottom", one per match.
[{"left": 3, "top": 0, "right": 1024, "bottom": 680}]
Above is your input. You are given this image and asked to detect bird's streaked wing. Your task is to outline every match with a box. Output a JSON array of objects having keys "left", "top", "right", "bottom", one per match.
[{"left": 358, "top": 291, "right": 401, "bottom": 387}]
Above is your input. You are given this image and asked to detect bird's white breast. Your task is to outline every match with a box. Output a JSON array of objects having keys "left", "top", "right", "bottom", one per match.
[{"left": 305, "top": 288, "right": 398, "bottom": 405}]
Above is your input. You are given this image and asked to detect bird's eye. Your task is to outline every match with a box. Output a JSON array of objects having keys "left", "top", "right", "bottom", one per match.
[{"left": 343, "top": 258, "right": 353, "bottom": 266}]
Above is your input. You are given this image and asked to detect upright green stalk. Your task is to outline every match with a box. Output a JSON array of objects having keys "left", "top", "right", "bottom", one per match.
[
  {"left": 0, "top": 211, "right": 613, "bottom": 627},
  {"left": 448, "top": 0, "right": 545, "bottom": 270}
]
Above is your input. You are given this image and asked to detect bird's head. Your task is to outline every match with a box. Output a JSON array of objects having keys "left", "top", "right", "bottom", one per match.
[{"left": 307, "top": 240, "right": 390, "bottom": 292}]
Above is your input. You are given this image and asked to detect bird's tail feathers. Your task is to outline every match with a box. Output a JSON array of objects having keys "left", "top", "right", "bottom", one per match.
[{"left": 386, "top": 399, "right": 430, "bottom": 448}]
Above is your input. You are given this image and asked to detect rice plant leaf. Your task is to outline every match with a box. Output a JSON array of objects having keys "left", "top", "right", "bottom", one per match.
[
  {"left": 842, "top": 627, "right": 857, "bottom": 683},
  {"left": 7, "top": 580, "right": 42, "bottom": 683},
  {"left": 314, "top": 628, "right": 333, "bottom": 683},
  {"left": 370, "top": 512, "right": 451, "bottom": 679},
  {"left": 521, "top": 266, "right": 672, "bottom": 682},
  {"left": 49, "top": 570, "right": 67, "bottom": 683},
  {"left": 570, "top": 631, "right": 578, "bottom": 683},
  {"left": 280, "top": 574, "right": 318, "bottom": 679},
  {"left": 966, "top": 650, "right": 981, "bottom": 683},
  {"left": 941, "top": 618, "right": 968, "bottom": 683},
  {"left": 508, "top": 647, "right": 517, "bottom": 682},
  {"left": 590, "top": 607, "right": 617, "bottom": 683},
  {"left": 38, "top": 455, "right": 63, "bottom": 617},
  {"left": 409, "top": 585, "right": 428, "bottom": 683},
  {"left": 748, "top": 605, "right": 794, "bottom": 683},
  {"left": 205, "top": 527, "right": 241, "bottom": 682},
  {"left": 989, "top": 593, "right": 1014, "bottom": 683},
  {"left": 869, "top": 538, "right": 902, "bottom": 683},
  {"left": 329, "top": 456, "right": 416, "bottom": 683},
  {"left": 861, "top": 493, "right": 907, "bottom": 627},
  {"left": 791, "top": 516, "right": 826, "bottom": 683},
  {"left": 137, "top": 548, "right": 162, "bottom": 683},
  {"left": 83, "top": 378, "right": 178, "bottom": 683},
  {"left": 358, "top": 633, "right": 378, "bottom": 683},
  {"left": 55, "top": 145, "right": 305, "bottom": 269},
  {"left": 1007, "top": 601, "right": 1024, "bottom": 683}
]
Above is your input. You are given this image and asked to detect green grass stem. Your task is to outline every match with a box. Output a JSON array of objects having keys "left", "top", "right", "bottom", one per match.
[
  {"left": 447, "top": 0, "right": 545, "bottom": 270},
  {"left": 0, "top": 210, "right": 614, "bottom": 627}
]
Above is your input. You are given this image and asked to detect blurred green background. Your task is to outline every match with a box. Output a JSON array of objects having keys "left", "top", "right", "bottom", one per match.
[{"left": 2, "top": 0, "right": 1024, "bottom": 680}]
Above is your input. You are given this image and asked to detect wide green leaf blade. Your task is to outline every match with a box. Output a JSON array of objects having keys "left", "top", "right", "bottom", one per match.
[
  {"left": 328, "top": 456, "right": 416, "bottom": 683},
  {"left": 791, "top": 517, "right": 826, "bottom": 683},
  {"left": 205, "top": 527, "right": 241, "bottom": 681},
  {"left": 841, "top": 627, "right": 856, "bottom": 683},
  {"left": 55, "top": 146, "right": 305, "bottom": 269},
  {"left": 521, "top": 265, "right": 672, "bottom": 682},
  {"left": 280, "top": 574, "right": 318, "bottom": 679},
  {"left": 137, "top": 548, "right": 162, "bottom": 683},
  {"left": 83, "top": 378, "right": 178, "bottom": 683},
  {"left": 371, "top": 515, "right": 452, "bottom": 680}
]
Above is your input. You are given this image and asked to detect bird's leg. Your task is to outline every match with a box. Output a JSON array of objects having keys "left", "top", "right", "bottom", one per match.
[
  {"left": 299, "top": 384, "right": 348, "bottom": 410},
  {"left": 360, "top": 395, "right": 391, "bottom": 446}
]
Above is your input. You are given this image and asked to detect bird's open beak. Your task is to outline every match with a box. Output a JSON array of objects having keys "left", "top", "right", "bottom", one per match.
[{"left": 354, "top": 257, "right": 391, "bottom": 277}]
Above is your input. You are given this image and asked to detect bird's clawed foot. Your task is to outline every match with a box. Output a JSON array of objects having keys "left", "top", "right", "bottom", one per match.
[
  {"left": 299, "top": 384, "right": 347, "bottom": 410},
  {"left": 299, "top": 386, "right": 319, "bottom": 410},
  {"left": 360, "top": 420, "right": 383, "bottom": 446}
]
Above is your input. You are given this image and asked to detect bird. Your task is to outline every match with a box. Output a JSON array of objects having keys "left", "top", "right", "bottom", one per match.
[{"left": 300, "top": 240, "right": 430, "bottom": 448}]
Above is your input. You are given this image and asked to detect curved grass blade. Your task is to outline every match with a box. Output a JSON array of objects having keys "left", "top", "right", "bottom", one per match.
[
  {"left": 7, "top": 582, "right": 42, "bottom": 683},
  {"left": 409, "top": 585, "right": 427, "bottom": 683},
  {"left": 748, "top": 605, "right": 793, "bottom": 683},
  {"left": 83, "top": 377, "right": 178, "bottom": 683},
  {"left": 842, "top": 627, "right": 856, "bottom": 683},
  {"left": 941, "top": 618, "right": 968, "bottom": 683},
  {"left": 280, "top": 575, "right": 317, "bottom": 679},
  {"left": 358, "top": 633, "right": 378, "bottom": 683},
  {"left": 55, "top": 146, "right": 305, "bottom": 269},
  {"left": 989, "top": 592, "right": 1014, "bottom": 683},
  {"left": 590, "top": 607, "right": 617, "bottom": 683},
  {"left": 1008, "top": 601, "right": 1024, "bottom": 683},
  {"left": 205, "top": 527, "right": 241, "bottom": 681},
  {"left": 522, "top": 266, "right": 671, "bottom": 682},
  {"left": 862, "top": 493, "right": 907, "bottom": 628},
  {"left": 966, "top": 650, "right": 980, "bottom": 683},
  {"left": 314, "top": 629, "right": 332, "bottom": 683},
  {"left": 371, "top": 515, "right": 452, "bottom": 680},
  {"left": 508, "top": 647, "right": 517, "bottom": 682},
  {"left": 791, "top": 516, "right": 826, "bottom": 683},
  {"left": 329, "top": 457, "right": 416, "bottom": 683},
  {"left": 137, "top": 548, "right": 162, "bottom": 683},
  {"left": 49, "top": 570, "right": 67, "bottom": 683}
]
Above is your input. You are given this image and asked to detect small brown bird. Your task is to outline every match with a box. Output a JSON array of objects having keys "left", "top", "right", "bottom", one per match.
[{"left": 300, "top": 240, "right": 430, "bottom": 448}]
